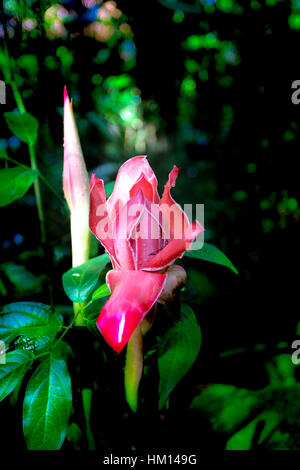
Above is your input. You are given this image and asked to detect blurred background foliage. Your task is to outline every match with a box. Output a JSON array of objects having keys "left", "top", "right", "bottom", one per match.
[{"left": 1, "top": 0, "right": 300, "bottom": 451}]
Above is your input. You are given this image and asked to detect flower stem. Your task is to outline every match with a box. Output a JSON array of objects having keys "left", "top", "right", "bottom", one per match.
[
  {"left": 11, "top": 82, "right": 26, "bottom": 113},
  {"left": 54, "top": 300, "right": 92, "bottom": 348},
  {"left": 73, "top": 301, "right": 87, "bottom": 327},
  {"left": 82, "top": 388, "right": 96, "bottom": 450},
  {"left": 29, "top": 142, "right": 46, "bottom": 244},
  {"left": 124, "top": 326, "right": 143, "bottom": 413},
  {"left": 11, "top": 82, "right": 46, "bottom": 244}
]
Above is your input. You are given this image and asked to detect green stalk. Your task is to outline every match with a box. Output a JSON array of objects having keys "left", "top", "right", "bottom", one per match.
[
  {"left": 29, "top": 143, "right": 46, "bottom": 244},
  {"left": 124, "top": 326, "right": 143, "bottom": 413},
  {"left": 82, "top": 388, "right": 96, "bottom": 450},
  {"left": 11, "top": 83, "right": 46, "bottom": 244},
  {"left": 11, "top": 83, "right": 26, "bottom": 113}
]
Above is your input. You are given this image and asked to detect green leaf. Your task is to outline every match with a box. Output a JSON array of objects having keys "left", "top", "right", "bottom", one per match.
[
  {"left": 92, "top": 282, "right": 110, "bottom": 300},
  {"left": 0, "top": 302, "right": 63, "bottom": 352},
  {"left": 0, "top": 166, "right": 38, "bottom": 207},
  {"left": 0, "top": 262, "right": 43, "bottom": 296},
  {"left": 23, "top": 355, "right": 72, "bottom": 450},
  {"left": 184, "top": 242, "right": 238, "bottom": 274},
  {"left": 190, "top": 384, "right": 260, "bottom": 434},
  {"left": 189, "top": 383, "right": 300, "bottom": 450},
  {"left": 0, "top": 278, "right": 7, "bottom": 296},
  {"left": 225, "top": 418, "right": 259, "bottom": 450},
  {"left": 4, "top": 111, "right": 39, "bottom": 145},
  {"left": 81, "top": 297, "right": 108, "bottom": 335},
  {"left": 158, "top": 304, "right": 201, "bottom": 409},
  {"left": 0, "top": 350, "right": 34, "bottom": 402},
  {"left": 224, "top": 409, "right": 282, "bottom": 450},
  {"left": 62, "top": 253, "right": 110, "bottom": 303}
]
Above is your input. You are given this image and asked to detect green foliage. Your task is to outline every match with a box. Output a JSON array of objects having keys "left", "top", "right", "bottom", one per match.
[
  {"left": 0, "top": 166, "right": 38, "bottom": 207},
  {"left": 0, "top": 350, "right": 34, "bottom": 402},
  {"left": 4, "top": 111, "right": 39, "bottom": 145},
  {"left": 225, "top": 409, "right": 280, "bottom": 450},
  {"left": 190, "top": 384, "right": 260, "bottom": 434},
  {"left": 0, "top": 279, "right": 8, "bottom": 297},
  {"left": 183, "top": 34, "right": 221, "bottom": 51},
  {"left": 81, "top": 297, "right": 108, "bottom": 335},
  {"left": 0, "top": 302, "right": 63, "bottom": 352},
  {"left": 62, "top": 253, "right": 110, "bottom": 303},
  {"left": 104, "top": 74, "right": 132, "bottom": 90},
  {"left": 23, "top": 355, "right": 72, "bottom": 450},
  {"left": 190, "top": 356, "right": 300, "bottom": 450},
  {"left": 17, "top": 55, "right": 39, "bottom": 76},
  {"left": 185, "top": 242, "right": 238, "bottom": 274},
  {"left": 158, "top": 304, "right": 201, "bottom": 409},
  {"left": 0, "top": 263, "right": 43, "bottom": 296},
  {"left": 92, "top": 283, "right": 110, "bottom": 301},
  {"left": 266, "top": 354, "right": 296, "bottom": 387}
]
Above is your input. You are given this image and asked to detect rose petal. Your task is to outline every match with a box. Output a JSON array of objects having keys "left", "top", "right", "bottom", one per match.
[
  {"left": 113, "top": 189, "right": 145, "bottom": 269},
  {"left": 113, "top": 189, "right": 164, "bottom": 269},
  {"left": 159, "top": 166, "right": 190, "bottom": 241},
  {"left": 129, "top": 172, "right": 157, "bottom": 202},
  {"left": 89, "top": 173, "right": 119, "bottom": 267},
  {"left": 144, "top": 220, "right": 204, "bottom": 271},
  {"left": 97, "top": 270, "right": 167, "bottom": 353},
  {"left": 129, "top": 195, "right": 166, "bottom": 269},
  {"left": 107, "top": 156, "right": 159, "bottom": 215}
]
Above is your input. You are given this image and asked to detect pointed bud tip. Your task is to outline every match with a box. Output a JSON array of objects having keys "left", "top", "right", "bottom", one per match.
[
  {"left": 90, "top": 173, "right": 97, "bottom": 187},
  {"left": 96, "top": 315, "right": 127, "bottom": 354},
  {"left": 64, "top": 86, "right": 69, "bottom": 104}
]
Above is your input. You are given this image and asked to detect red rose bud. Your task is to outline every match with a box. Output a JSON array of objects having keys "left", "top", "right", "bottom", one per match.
[
  {"left": 63, "top": 87, "right": 90, "bottom": 268},
  {"left": 63, "top": 87, "right": 90, "bottom": 326}
]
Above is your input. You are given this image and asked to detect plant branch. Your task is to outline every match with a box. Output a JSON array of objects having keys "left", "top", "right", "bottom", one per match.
[
  {"left": 28, "top": 143, "right": 46, "bottom": 244},
  {"left": 10, "top": 80, "right": 46, "bottom": 244},
  {"left": 33, "top": 300, "right": 93, "bottom": 362}
]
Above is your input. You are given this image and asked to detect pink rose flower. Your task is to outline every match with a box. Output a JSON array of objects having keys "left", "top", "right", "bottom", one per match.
[{"left": 89, "top": 156, "right": 204, "bottom": 353}]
